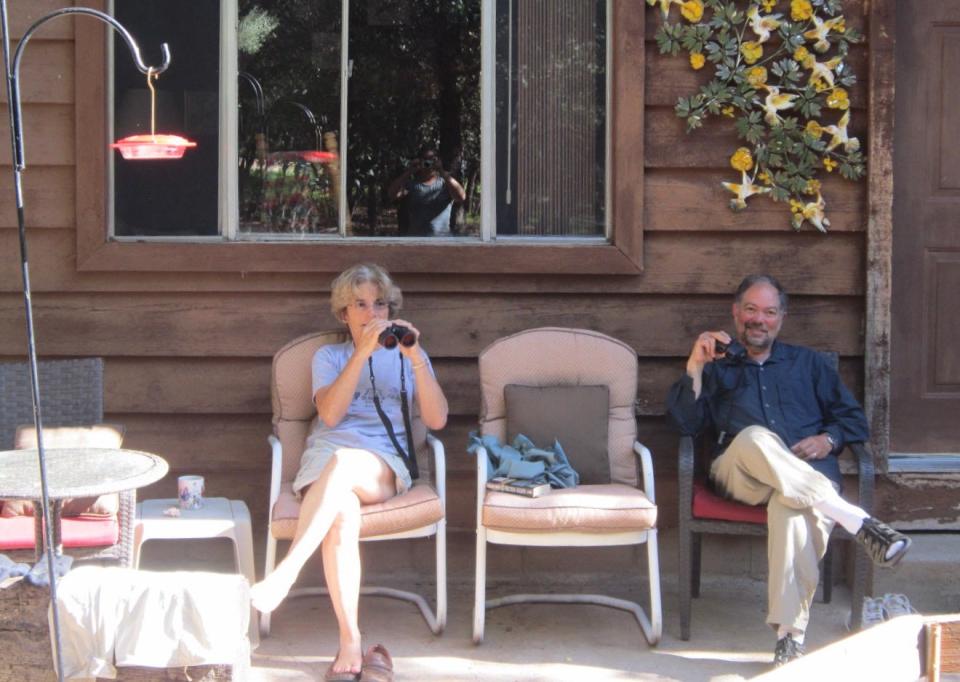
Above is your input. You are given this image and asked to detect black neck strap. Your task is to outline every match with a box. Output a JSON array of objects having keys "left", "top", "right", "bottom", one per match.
[{"left": 367, "top": 356, "right": 419, "bottom": 480}]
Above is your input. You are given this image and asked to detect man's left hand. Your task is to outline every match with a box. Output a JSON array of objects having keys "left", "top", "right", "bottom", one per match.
[{"left": 791, "top": 434, "right": 833, "bottom": 460}]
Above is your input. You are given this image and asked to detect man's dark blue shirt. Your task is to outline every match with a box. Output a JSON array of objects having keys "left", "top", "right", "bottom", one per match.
[{"left": 665, "top": 340, "right": 869, "bottom": 486}]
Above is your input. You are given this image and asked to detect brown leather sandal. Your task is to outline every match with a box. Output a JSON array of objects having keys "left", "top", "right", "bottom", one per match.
[{"left": 358, "top": 643, "right": 393, "bottom": 682}]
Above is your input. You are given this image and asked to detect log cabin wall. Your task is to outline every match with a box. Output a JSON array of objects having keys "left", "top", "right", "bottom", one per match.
[{"left": 0, "top": 1, "right": 885, "bottom": 569}]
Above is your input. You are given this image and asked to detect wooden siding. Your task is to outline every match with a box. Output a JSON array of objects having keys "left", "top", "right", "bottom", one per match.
[{"left": 4, "top": 0, "right": 936, "bottom": 562}]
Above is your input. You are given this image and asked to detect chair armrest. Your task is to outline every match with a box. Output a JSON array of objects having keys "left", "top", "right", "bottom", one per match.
[
  {"left": 633, "top": 442, "right": 656, "bottom": 505},
  {"left": 426, "top": 433, "right": 446, "bottom": 508},
  {"left": 473, "top": 445, "right": 488, "bottom": 528},
  {"left": 678, "top": 435, "right": 696, "bottom": 522},
  {"left": 849, "top": 442, "right": 875, "bottom": 515},
  {"left": 266, "top": 434, "right": 284, "bottom": 512}
]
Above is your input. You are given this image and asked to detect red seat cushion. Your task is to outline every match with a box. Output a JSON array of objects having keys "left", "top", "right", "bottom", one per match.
[
  {"left": 692, "top": 480, "right": 767, "bottom": 524},
  {"left": 0, "top": 514, "right": 119, "bottom": 551}
]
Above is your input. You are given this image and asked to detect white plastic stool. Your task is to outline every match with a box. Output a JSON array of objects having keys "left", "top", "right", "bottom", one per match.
[{"left": 134, "top": 497, "right": 256, "bottom": 587}]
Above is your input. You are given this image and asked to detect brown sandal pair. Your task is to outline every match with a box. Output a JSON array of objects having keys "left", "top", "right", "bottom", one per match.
[{"left": 324, "top": 644, "right": 393, "bottom": 682}]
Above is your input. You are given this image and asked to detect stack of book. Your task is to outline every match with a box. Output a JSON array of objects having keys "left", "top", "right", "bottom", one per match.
[{"left": 485, "top": 476, "right": 551, "bottom": 498}]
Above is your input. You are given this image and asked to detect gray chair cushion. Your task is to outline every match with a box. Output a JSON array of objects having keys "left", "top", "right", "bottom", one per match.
[{"left": 505, "top": 384, "right": 610, "bottom": 484}]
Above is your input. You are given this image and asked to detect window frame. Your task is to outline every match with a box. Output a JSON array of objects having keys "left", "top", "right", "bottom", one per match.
[{"left": 76, "top": 0, "right": 644, "bottom": 274}]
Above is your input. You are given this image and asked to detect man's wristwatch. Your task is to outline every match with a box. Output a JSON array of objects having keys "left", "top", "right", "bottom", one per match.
[{"left": 824, "top": 433, "right": 837, "bottom": 451}]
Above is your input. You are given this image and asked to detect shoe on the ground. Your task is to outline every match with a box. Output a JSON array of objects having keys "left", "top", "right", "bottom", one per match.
[
  {"left": 773, "top": 633, "right": 804, "bottom": 667},
  {"left": 860, "top": 596, "right": 886, "bottom": 628},
  {"left": 881, "top": 592, "right": 917, "bottom": 619},
  {"left": 856, "top": 517, "right": 912, "bottom": 568}
]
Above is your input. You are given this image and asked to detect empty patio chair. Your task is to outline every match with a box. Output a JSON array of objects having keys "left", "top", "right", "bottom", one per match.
[
  {"left": 472, "top": 327, "right": 662, "bottom": 645},
  {"left": 260, "top": 330, "right": 447, "bottom": 637}
]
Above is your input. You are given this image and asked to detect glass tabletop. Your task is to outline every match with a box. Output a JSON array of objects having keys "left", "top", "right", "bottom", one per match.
[{"left": 0, "top": 447, "right": 168, "bottom": 499}]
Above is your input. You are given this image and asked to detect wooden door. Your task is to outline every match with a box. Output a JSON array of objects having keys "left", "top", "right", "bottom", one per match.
[{"left": 890, "top": 0, "right": 960, "bottom": 454}]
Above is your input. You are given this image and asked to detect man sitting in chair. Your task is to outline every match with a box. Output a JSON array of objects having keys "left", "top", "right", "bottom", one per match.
[
  {"left": 250, "top": 263, "right": 448, "bottom": 680},
  {"left": 666, "top": 274, "right": 910, "bottom": 667}
]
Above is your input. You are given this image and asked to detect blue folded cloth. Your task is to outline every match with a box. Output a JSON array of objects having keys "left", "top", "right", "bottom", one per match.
[
  {"left": 0, "top": 554, "right": 31, "bottom": 581},
  {"left": 25, "top": 553, "right": 73, "bottom": 587},
  {"left": 468, "top": 432, "right": 580, "bottom": 488}
]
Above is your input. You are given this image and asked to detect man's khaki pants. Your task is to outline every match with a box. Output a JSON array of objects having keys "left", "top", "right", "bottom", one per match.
[{"left": 710, "top": 425, "right": 839, "bottom": 635}]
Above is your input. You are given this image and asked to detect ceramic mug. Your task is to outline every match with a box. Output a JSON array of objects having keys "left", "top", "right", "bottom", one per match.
[{"left": 178, "top": 475, "right": 205, "bottom": 510}]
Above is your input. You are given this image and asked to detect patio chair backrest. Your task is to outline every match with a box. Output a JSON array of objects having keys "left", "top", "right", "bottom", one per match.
[
  {"left": 478, "top": 327, "right": 639, "bottom": 486},
  {"left": 271, "top": 330, "right": 430, "bottom": 484},
  {"left": 0, "top": 358, "right": 104, "bottom": 449}
]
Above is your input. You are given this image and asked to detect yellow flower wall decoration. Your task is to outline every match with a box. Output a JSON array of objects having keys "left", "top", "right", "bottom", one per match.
[{"left": 648, "top": 0, "right": 866, "bottom": 231}]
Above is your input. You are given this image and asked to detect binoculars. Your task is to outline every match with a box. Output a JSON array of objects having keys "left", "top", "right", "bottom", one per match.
[{"left": 378, "top": 324, "right": 416, "bottom": 349}]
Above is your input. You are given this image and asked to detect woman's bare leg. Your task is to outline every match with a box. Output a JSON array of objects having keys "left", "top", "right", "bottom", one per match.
[
  {"left": 322, "top": 500, "right": 363, "bottom": 675},
  {"left": 250, "top": 448, "right": 396, "bottom": 614}
]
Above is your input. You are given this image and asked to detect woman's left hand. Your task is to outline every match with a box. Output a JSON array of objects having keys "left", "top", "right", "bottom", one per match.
[
  {"left": 392, "top": 318, "right": 448, "bottom": 429},
  {"left": 391, "top": 318, "right": 424, "bottom": 360}
]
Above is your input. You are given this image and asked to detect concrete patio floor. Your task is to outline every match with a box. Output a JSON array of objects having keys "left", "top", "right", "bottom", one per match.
[
  {"left": 137, "top": 530, "right": 957, "bottom": 681},
  {"left": 248, "top": 575, "right": 852, "bottom": 682}
]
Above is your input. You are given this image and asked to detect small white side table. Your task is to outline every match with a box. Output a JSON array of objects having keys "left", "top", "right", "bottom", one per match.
[{"left": 134, "top": 497, "right": 256, "bottom": 587}]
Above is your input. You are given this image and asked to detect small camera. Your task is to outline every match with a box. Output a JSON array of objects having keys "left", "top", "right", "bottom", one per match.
[
  {"left": 714, "top": 341, "right": 729, "bottom": 355},
  {"left": 378, "top": 324, "right": 416, "bottom": 349},
  {"left": 420, "top": 158, "right": 433, "bottom": 169}
]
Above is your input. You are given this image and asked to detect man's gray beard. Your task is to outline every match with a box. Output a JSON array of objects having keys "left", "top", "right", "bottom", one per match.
[{"left": 741, "top": 329, "right": 772, "bottom": 350}]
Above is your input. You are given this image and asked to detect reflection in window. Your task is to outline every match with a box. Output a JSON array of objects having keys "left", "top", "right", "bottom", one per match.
[
  {"left": 238, "top": 0, "right": 481, "bottom": 237},
  {"left": 237, "top": 2, "right": 343, "bottom": 235},
  {"left": 113, "top": 0, "right": 221, "bottom": 237},
  {"left": 110, "top": 1, "right": 607, "bottom": 240}
]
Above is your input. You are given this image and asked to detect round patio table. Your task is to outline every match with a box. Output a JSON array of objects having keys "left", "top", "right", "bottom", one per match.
[{"left": 0, "top": 447, "right": 169, "bottom": 554}]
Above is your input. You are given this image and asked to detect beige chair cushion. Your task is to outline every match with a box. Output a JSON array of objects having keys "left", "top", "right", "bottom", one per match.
[
  {"left": 482, "top": 483, "right": 657, "bottom": 532},
  {"left": 5, "top": 424, "right": 125, "bottom": 517},
  {"left": 272, "top": 330, "right": 348, "bottom": 423},
  {"left": 479, "top": 327, "right": 639, "bottom": 486},
  {"left": 270, "top": 482, "right": 443, "bottom": 539},
  {"left": 505, "top": 384, "right": 610, "bottom": 484}
]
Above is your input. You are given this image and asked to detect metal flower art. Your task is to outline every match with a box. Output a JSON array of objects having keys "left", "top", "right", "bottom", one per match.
[{"left": 648, "top": 0, "right": 866, "bottom": 231}]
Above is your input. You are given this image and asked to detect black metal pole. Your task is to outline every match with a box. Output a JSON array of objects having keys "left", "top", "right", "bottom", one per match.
[{"left": 0, "top": 6, "right": 169, "bottom": 679}]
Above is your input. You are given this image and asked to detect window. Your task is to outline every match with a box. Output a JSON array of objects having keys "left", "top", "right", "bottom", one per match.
[{"left": 109, "top": 0, "right": 609, "bottom": 242}]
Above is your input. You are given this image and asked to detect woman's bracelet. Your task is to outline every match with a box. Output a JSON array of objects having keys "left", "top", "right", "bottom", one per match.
[{"left": 411, "top": 360, "right": 428, "bottom": 370}]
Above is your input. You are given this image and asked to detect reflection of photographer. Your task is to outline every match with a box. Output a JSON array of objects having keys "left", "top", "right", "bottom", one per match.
[{"left": 387, "top": 148, "right": 466, "bottom": 236}]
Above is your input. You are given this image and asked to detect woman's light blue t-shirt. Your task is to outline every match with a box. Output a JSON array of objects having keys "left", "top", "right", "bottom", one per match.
[{"left": 306, "top": 340, "right": 434, "bottom": 456}]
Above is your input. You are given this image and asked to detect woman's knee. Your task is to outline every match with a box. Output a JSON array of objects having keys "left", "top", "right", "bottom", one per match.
[
  {"left": 326, "top": 504, "right": 362, "bottom": 541},
  {"left": 324, "top": 448, "right": 368, "bottom": 481}
]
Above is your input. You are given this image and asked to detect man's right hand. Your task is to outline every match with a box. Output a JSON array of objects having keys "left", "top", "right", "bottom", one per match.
[{"left": 686, "top": 332, "right": 732, "bottom": 395}]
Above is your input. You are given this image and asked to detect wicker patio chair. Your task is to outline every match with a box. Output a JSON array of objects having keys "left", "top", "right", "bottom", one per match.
[
  {"left": 676, "top": 352, "right": 875, "bottom": 640},
  {"left": 472, "top": 327, "right": 662, "bottom": 646},
  {"left": 0, "top": 358, "right": 137, "bottom": 566},
  {"left": 260, "top": 330, "right": 447, "bottom": 638}
]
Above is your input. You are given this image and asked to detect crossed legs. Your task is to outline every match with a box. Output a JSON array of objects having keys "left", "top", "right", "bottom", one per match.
[
  {"left": 251, "top": 448, "right": 396, "bottom": 676},
  {"left": 710, "top": 426, "right": 847, "bottom": 639}
]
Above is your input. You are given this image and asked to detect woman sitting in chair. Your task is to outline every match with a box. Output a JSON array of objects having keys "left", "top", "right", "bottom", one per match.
[{"left": 250, "top": 263, "right": 448, "bottom": 679}]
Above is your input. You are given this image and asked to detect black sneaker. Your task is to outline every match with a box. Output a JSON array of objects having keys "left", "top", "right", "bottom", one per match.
[
  {"left": 856, "top": 517, "right": 912, "bottom": 568},
  {"left": 773, "top": 633, "right": 804, "bottom": 667}
]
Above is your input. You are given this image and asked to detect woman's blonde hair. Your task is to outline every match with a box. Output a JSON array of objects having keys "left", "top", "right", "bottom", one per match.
[{"left": 330, "top": 263, "right": 403, "bottom": 322}]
